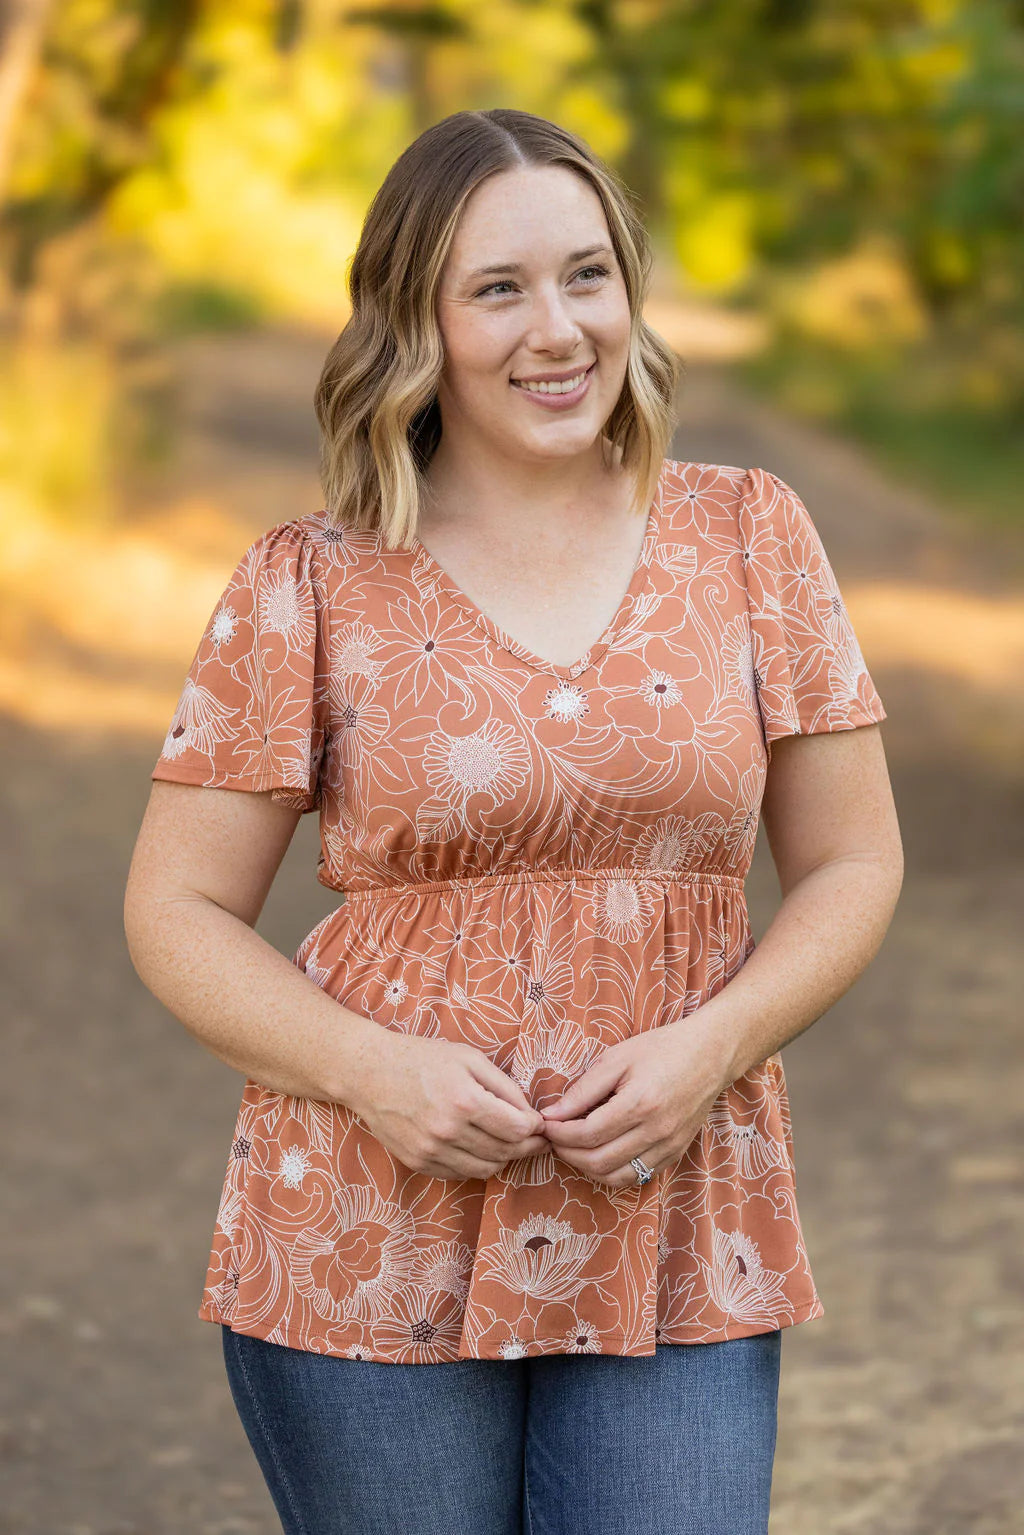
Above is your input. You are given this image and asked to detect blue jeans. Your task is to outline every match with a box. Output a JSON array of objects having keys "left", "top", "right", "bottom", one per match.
[{"left": 221, "top": 1323, "right": 782, "bottom": 1534}]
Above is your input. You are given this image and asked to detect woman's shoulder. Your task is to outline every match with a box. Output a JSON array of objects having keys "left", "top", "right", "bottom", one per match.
[
  {"left": 661, "top": 455, "right": 749, "bottom": 488},
  {"left": 656, "top": 458, "right": 754, "bottom": 540},
  {"left": 659, "top": 459, "right": 820, "bottom": 538},
  {"left": 243, "top": 511, "right": 384, "bottom": 575}
]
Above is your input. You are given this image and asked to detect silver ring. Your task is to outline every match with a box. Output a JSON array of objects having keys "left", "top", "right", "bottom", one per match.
[{"left": 630, "top": 1155, "right": 655, "bottom": 1186}]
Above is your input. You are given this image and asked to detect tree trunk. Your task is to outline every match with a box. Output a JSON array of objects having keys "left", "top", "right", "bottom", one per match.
[{"left": 0, "top": 0, "right": 55, "bottom": 207}]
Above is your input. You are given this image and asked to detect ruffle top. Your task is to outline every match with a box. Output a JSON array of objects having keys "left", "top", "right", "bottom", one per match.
[{"left": 151, "top": 458, "right": 888, "bottom": 1362}]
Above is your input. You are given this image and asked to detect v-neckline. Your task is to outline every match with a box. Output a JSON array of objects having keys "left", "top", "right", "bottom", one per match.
[{"left": 408, "top": 459, "right": 668, "bottom": 682}]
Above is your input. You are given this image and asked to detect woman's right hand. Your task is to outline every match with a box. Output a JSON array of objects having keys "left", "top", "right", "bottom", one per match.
[{"left": 344, "top": 1031, "right": 550, "bottom": 1181}]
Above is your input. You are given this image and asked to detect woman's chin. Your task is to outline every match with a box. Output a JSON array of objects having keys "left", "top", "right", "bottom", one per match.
[{"left": 504, "top": 416, "right": 604, "bottom": 456}]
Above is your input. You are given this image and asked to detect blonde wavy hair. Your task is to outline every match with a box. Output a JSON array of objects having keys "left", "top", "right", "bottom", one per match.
[{"left": 314, "top": 108, "right": 682, "bottom": 551}]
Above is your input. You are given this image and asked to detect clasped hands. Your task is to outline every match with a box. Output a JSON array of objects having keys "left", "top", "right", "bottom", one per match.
[
  {"left": 524, "top": 1015, "right": 734, "bottom": 1190},
  {"left": 350, "top": 1010, "right": 736, "bottom": 1186}
]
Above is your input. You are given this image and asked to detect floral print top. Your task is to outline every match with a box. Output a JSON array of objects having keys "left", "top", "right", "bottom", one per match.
[{"left": 151, "top": 457, "right": 888, "bottom": 1363}]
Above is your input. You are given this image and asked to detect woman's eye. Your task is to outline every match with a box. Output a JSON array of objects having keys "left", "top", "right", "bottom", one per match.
[
  {"left": 573, "top": 264, "right": 611, "bottom": 285},
  {"left": 478, "top": 264, "right": 611, "bottom": 299}
]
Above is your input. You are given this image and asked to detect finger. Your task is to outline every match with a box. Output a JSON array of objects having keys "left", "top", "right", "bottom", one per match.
[
  {"left": 540, "top": 1091, "right": 643, "bottom": 1149},
  {"left": 466, "top": 1083, "right": 545, "bottom": 1141},
  {"left": 467, "top": 1055, "right": 544, "bottom": 1134},
  {"left": 425, "top": 1151, "right": 506, "bottom": 1182},
  {"left": 557, "top": 1133, "right": 673, "bottom": 1185},
  {"left": 539, "top": 1055, "right": 624, "bottom": 1122},
  {"left": 468, "top": 1100, "right": 547, "bottom": 1145},
  {"left": 468, "top": 1052, "right": 534, "bottom": 1110},
  {"left": 450, "top": 1121, "right": 548, "bottom": 1160},
  {"left": 455, "top": 1136, "right": 552, "bottom": 1171},
  {"left": 429, "top": 1133, "right": 552, "bottom": 1182}
]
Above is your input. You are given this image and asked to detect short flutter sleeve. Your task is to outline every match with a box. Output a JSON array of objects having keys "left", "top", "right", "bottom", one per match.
[
  {"left": 737, "top": 467, "right": 887, "bottom": 763},
  {"left": 151, "top": 519, "right": 329, "bottom": 812}
]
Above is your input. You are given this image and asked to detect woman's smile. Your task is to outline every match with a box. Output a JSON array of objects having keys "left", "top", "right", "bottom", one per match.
[{"left": 510, "top": 359, "right": 597, "bottom": 409}]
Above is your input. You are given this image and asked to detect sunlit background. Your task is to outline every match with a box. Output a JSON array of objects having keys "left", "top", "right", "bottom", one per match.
[{"left": 3, "top": 3, "right": 1023, "bottom": 1532}]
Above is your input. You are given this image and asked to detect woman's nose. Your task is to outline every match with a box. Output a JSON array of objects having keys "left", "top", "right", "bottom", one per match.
[{"left": 525, "top": 287, "right": 584, "bottom": 349}]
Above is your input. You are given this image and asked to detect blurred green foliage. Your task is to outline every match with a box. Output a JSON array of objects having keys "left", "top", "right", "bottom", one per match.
[{"left": 0, "top": 0, "right": 1021, "bottom": 527}]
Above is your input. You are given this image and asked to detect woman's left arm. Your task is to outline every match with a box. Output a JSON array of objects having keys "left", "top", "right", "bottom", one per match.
[
  {"left": 540, "top": 723, "right": 903, "bottom": 1183},
  {"left": 693, "top": 720, "right": 903, "bottom": 1083}
]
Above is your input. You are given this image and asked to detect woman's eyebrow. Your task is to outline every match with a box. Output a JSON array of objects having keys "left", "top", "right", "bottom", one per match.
[{"left": 463, "top": 244, "right": 614, "bottom": 282}]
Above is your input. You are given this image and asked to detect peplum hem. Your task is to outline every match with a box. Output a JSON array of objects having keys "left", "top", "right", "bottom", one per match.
[
  {"left": 203, "top": 1296, "right": 824, "bottom": 1364},
  {"left": 196, "top": 867, "right": 826, "bottom": 1364}
]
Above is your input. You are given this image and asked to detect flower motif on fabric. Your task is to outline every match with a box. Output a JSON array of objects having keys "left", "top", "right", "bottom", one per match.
[
  {"left": 706, "top": 1223, "right": 789, "bottom": 1324},
  {"left": 258, "top": 569, "right": 314, "bottom": 652},
  {"left": 380, "top": 972, "right": 410, "bottom": 1007},
  {"left": 706, "top": 1099, "right": 786, "bottom": 1180},
  {"left": 216, "top": 1187, "right": 244, "bottom": 1241},
  {"left": 306, "top": 513, "right": 379, "bottom": 574},
  {"left": 162, "top": 678, "right": 238, "bottom": 761},
  {"left": 642, "top": 670, "right": 683, "bottom": 708},
  {"left": 279, "top": 1145, "right": 312, "bottom": 1191},
  {"left": 370, "top": 1285, "right": 466, "bottom": 1363},
  {"left": 262, "top": 576, "right": 301, "bottom": 635},
  {"left": 416, "top": 718, "right": 530, "bottom": 839},
  {"left": 520, "top": 925, "right": 577, "bottom": 1031},
  {"left": 476, "top": 1214, "right": 601, "bottom": 1302},
  {"left": 633, "top": 816, "right": 697, "bottom": 873},
  {"left": 721, "top": 613, "right": 758, "bottom": 707},
  {"left": 331, "top": 622, "right": 385, "bottom": 686},
  {"left": 345, "top": 1343, "right": 376, "bottom": 1360},
  {"left": 543, "top": 682, "right": 590, "bottom": 722},
  {"left": 558, "top": 1318, "right": 603, "bottom": 1353},
  {"left": 509, "top": 1015, "right": 594, "bottom": 1098},
  {"left": 386, "top": 593, "right": 483, "bottom": 708},
  {"left": 209, "top": 603, "right": 239, "bottom": 648},
  {"left": 290, "top": 1186, "right": 418, "bottom": 1324},
  {"left": 828, "top": 603, "right": 873, "bottom": 706},
  {"left": 321, "top": 679, "right": 389, "bottom": 806},
  {"left": 302, "top": 946, "right": 333, "bottom": 990},
  {"left": 588, "top": 873, "right": 657, "bottom": 943},
  {"left": 409, "top": 1241, "right": 475, "bottom": 1301}
]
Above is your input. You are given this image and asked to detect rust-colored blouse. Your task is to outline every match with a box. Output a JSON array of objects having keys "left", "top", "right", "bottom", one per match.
[{"left": 151, "top": 458, "right": 887, "bottom": 1363}]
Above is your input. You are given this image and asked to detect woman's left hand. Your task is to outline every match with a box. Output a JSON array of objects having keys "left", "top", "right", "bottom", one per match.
[{"left": 537, "top": 1015, "right": 735, "bottom": 1189}]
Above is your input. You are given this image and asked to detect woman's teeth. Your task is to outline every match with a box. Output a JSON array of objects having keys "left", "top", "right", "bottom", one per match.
[{"left": 514, "top": 368, "right": 590, "bottom": 395}]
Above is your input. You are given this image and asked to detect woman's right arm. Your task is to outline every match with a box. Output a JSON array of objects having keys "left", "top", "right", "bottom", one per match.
[
  {"left": 123, "top": 780, "right": 548, "bottom": 1177},
  {"left": 123, "top": 780, "right": 387, "bottom": 1104}
]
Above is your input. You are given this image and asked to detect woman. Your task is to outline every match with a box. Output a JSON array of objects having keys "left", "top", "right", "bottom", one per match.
[{"left": 125, "top": 108, "right": 903, "bottom": 1535}]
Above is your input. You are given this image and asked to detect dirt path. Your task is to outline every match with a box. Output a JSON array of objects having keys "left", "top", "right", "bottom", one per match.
[{"left": 3, "top": 326, "right": 1022, "bottom": 1534}]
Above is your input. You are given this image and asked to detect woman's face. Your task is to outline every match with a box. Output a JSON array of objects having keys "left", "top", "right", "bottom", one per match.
[{"left": 433, "top": 165, "right": 632, "bottom": 466}]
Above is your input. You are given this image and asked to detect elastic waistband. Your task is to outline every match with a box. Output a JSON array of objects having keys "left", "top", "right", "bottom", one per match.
[{"left": 341, "top": 865, "right": 746, "bottom": 904}]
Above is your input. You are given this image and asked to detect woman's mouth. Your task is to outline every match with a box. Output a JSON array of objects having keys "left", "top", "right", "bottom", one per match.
[{"left": 510, "top": 361, "right": 596, "bottom": 410}]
